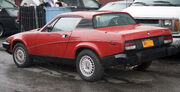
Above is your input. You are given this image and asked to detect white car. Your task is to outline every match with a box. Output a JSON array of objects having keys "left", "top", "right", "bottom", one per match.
[
  {"left": 99, "top": 0, "right": 133, "bottom": 11},
  {"left": 20, "top": 0, "right": 100, "bottom": 8},
  {"left": 123, "top": 0, "right": 180, "bottom": 37},
  {"left": 20, "top": 0, "right": 41, "bottom": 6}
]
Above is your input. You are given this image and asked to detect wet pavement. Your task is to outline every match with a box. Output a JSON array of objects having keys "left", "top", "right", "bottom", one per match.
[{"left": 0, "top": 36, "right": 180, "bottom": 92}]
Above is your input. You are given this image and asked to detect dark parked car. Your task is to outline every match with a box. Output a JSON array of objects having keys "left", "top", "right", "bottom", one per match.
[
  {"left": 0, "top": 0, "right": 18, "bottom": 37},
  {"left": 20, "top": 0, "right": 101, "bottom": 10}
]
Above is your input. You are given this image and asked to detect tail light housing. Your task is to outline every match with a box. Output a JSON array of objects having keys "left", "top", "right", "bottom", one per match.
[
  {"left": 17, "top": 11, "right": 19, "bottom": 20},
  {"left": 174, "top": 20, "right": 179, "bottom": 32},
  {"left": 164, "top": 35, "right": 173, "bottom": 44},
  {"left": 125, "top": 41, "right": 136, "bottom": 50}
]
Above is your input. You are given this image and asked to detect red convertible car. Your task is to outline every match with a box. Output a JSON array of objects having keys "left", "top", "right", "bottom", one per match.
[{"left": 3, "top": 11, "right": 174, "bottom": 81}]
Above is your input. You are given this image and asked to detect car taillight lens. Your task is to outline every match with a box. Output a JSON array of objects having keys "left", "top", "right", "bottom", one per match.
[
  {"left": 125, "top": 42, "right": 136, "bottom": 50},
  {"left": 17, "top": 11, "right": 19, "bottom": 20},
  {"left": 174, "top": 20, "right": 179, "bottom": 32},
  {"left": 164, "top": 35, "right": 172, "bottom": 44}
]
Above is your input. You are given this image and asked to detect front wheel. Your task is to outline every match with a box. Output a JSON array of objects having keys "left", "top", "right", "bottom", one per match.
[
  {"left": 13, "top": 43, "right": 32, "bottom": 68},
  {"left": 76, "top": 50, "right": 104, "bottom": 82}
]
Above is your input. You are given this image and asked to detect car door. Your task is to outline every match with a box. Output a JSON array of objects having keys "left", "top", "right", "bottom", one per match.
[{"left": 33, "top": 17, "right": 82, "bottom": 57}]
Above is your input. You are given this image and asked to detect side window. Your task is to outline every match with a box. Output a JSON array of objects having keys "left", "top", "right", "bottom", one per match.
[
  {"left": 0, "top": 0, "right": 14, "bottom": 8},
  {"left": 51, "top": 17, "right": 82, "bottom": 32},
  {"left": 77, "top": 19, "right": 93, "bottom": 28}
]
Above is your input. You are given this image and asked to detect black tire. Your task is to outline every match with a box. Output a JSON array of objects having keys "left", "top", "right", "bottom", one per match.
[
  {"left": 13, "top": 43, "right": 32, "bottom": 68},
  {"left": 133, "top": 61, "right": 152, "bottom": 71},
  {"left": 76, "top": 50, "right": 104, "bottom": 82},
  {"left": 0, "top": 25, "right": 4, "bottom": 37}
]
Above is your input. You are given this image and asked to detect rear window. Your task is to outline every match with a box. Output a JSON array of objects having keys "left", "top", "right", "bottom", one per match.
[{"left": 93, "top": 13, "right": 136, "bottom": 28}]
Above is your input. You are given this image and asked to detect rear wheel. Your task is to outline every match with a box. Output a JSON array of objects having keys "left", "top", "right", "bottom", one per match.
[
  {"left": 13, "top": 43, "right": 32, "bottom": 68},
  {"left": 0, "top": 25, "right": 4, "bottom": 37},
  {"left": 133, "top": 61, "right": 152, "bottom": 71},
  {"left": 76, "top": 50, "right": 104, "bottom": 82}
]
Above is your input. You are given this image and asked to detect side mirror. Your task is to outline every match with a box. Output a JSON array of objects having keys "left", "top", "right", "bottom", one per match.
[
  {"left": 46, "top": 25, "right": 53, "bottom": 32},
  {"left": 98, "top": 4, "right": 102, "bottom": 8},
  {"left": 135, "top": 19, "right": 139, "bottom": 24}
]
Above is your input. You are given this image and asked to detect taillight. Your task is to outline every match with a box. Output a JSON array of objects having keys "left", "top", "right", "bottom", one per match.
[
  {"left": 125, "top": 41, "right": 136, "bottom": 50},
  {"left": 17, "top": 11, "right": 19, "bottom": 20},
  {"left": 174, "top": 20, "right": 179, "bottom": 32},
  {"left": 164, "top": 35, "right": 172, "bottom": 44}
]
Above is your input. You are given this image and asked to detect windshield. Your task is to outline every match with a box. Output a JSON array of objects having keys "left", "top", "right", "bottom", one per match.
[
  {"left": 99, "top": 2, "right": 132, "bottom": 11},
  {"left": 94, "top": 13, "right": 136, "bottom": 28},
  {"left": 132, "top": 0, "right": 180, "bottom": 6},
  {"left": 0, "top": 0, "right": 15, "bottom": 8},
  {"left": 82, "top": 0, "right": 99, "bottom": 8}
]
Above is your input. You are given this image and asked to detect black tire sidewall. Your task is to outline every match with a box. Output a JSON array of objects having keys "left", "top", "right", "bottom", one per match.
[
  {"left": 13, "top": 43, "right": 31, "bottom": 68},
  {"left": 76, "top": 50, "right": 104, "bottom": 82}
]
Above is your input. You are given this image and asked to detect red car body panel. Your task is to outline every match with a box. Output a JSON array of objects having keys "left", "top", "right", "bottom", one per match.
[
  {"left": 97, "top": 24, "right": 172, "bottom": 41},
  {"left": 30, "top": 31, "right": 72, "bottom": 57},
  {"left": 6, "top": 11, "right": 172, "bottom": 60}
]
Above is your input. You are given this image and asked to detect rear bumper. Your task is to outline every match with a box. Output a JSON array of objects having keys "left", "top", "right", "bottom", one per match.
[{"left": 101, "top": 46, "right": 178, "bottom": 67}]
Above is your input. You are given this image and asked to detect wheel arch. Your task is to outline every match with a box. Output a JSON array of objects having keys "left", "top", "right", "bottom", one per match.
[
  {"left": 11, "top": 39, "right": 28, "bottom": 52},
  {"left": 74, "top": 43, "right": 102, "bottom": 58}
]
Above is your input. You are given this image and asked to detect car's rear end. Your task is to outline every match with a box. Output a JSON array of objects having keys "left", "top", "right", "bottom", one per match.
[
  {"left": 122, "top": 28, "right": 173, "bottom": 65},
  {"left": 0, "top": 0, "right": 19, "bottom": 36},
  {"left": 3, "top": 8, "right": 19, "bottom": 33},
  {"left": 93, "top": 12, "right": 175, "bottom": 67},
  {"left": 100, "top": 25, "right": 174, "bottom": 67}
]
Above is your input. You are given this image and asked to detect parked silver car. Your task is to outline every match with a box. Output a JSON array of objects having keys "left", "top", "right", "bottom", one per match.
[{"left": 99, "top": 0, "right": 133, "bottom": 11}]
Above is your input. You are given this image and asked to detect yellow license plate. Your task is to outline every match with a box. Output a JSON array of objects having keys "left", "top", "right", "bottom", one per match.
[{"left": 142, "top": 39, "right": 154, "bottom": 48}]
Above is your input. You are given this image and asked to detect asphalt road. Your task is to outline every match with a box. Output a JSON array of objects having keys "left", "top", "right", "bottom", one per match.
[{"left": 0, "top": 36, "right": 180, "bottom": 92}]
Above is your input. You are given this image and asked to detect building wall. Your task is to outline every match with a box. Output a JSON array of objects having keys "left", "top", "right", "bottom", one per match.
[{"left": 98, "top": 0, "right": 118, "bottom": 5}]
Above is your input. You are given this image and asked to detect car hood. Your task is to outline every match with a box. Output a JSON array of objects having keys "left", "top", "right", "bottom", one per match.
[
  {"left": 123, "top": 6, "right": 180, "bottom": 19},
  {"left": 11, "top": 29, "right": 39, "bottom": 37},
  {"left": 97, "top": 24, "right": 172, "bottom": 41}
]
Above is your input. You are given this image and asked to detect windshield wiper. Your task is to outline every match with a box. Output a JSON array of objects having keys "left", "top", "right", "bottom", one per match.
[{"left": 133, "top": 2, "right": 148, "bottom": 6}]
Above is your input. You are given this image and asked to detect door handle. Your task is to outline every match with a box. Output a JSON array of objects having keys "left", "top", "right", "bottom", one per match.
[{"left": 62, "top": 34, "right": 68, "bottom": 38}]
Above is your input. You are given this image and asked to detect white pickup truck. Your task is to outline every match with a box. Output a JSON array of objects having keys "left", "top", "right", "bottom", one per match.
[
  {"left": 123, "top": 0, "right": 180, "bottom": 37},
  {"left": 122, "top": 0, "right": 180, "bottom": 49}
]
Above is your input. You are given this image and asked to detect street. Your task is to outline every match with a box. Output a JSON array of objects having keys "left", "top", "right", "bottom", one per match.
[{"left": 0, "top": 36, "right": 180, "bottom": 92}]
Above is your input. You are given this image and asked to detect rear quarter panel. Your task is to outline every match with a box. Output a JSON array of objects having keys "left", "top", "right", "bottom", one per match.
[{"left": 64, "top": 28, "right": 124, "bottom": 58}]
